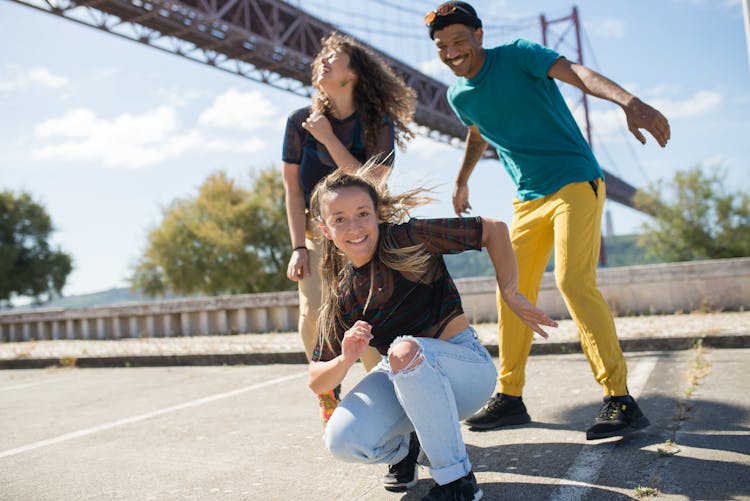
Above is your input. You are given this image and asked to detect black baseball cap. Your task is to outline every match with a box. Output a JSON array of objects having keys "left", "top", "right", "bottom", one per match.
[{"left": 425, "top": 2, "right": 482, "bottom": 39}]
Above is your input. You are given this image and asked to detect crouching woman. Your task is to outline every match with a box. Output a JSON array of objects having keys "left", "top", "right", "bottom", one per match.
[{"left": 307, "top": 169, "right": 556, "bottom": 500}]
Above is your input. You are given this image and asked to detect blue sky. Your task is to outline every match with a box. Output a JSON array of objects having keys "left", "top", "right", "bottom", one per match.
[{"left": 1, "top": 0, "right": 748, "bottom": 297}]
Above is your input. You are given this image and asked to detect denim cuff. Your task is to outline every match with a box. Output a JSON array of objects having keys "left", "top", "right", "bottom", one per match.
[{"left": 429, "top": 456, "right": 472, "bottom": 485}]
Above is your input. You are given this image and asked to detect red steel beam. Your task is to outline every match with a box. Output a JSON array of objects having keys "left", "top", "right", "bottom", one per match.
[{"left": 12, "top": 0, "right": 639, "bottom": 207}]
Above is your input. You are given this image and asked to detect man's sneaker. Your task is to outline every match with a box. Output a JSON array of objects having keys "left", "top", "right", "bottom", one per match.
[
  {"left": 317, "top": 385, "right": 341, "bottom": 426},
  {"left": 464, "top": 393, "right": 531, "bottom": 430},
  {"left": 383, "top": 431, "right": 419, "bottom": 491},
  {"left": 586, "top": 395, "right": 650, "bottom": 440},
  {"left": 422, "top": 471, "right": 483, "bottom": 501}
]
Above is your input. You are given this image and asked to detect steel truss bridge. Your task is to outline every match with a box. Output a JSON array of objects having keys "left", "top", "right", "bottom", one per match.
[{"left": 11, "top": 0, "right": 637, "bottom": 207}]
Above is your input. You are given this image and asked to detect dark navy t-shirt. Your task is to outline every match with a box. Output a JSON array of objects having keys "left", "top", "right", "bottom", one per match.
[{"left": 281, "top": 106, "right": 395, "bottom": 207}]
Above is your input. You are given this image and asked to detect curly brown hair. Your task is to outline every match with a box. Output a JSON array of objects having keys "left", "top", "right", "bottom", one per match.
[{"left": 311, "top": 32, "right": 416, "bottom": 153}]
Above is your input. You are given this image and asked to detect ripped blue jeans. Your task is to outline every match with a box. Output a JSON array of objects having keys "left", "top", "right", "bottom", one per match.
[{"left": 324, "top": 327, "right": 497, "bottom": 485}]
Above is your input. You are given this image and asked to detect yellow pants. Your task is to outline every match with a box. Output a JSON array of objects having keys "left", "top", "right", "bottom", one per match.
[
  {"left": 497, "top": 178, "right": 628, "bottom": 397},
  {"left": 298, "top": 234, "right": 382, "bottom": 371}
]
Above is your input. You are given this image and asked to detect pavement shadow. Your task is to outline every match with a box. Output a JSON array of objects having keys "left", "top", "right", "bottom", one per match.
[
  {"left": 485, "top": 394, "right": 750, "bottom": 448},
  {"left": 449, "top": 395, "right": 750, "bottom": 500},
  {"left": 466, "top": 481, "right": 632, "bottom": 500},
  {"left": 653, "top": 452, "right": 750, "bottom": 500},
  {"left": 669, "top": 397, "right": 750, "bottom": 454},
  {"left": 391, "top": 480, "right": 633, "bottom": 500},
  {"left": 458, "top": 438, "right": 750, "bottom": 500}
]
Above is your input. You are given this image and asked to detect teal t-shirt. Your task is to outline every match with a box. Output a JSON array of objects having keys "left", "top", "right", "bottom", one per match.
[{"left": 447, "top": 39, "right": 602, "bottom": 201}]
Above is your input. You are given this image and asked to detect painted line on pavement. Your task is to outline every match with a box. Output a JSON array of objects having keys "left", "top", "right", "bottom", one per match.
[
  {"left": 0, "top": 371, "right": 307, "bottom": 460},
  {"left": 0, "top": 380, "right": 56, "bottom": 393},
  {"left": 549, "top": 356, "right": 658, "bottom": 501}
]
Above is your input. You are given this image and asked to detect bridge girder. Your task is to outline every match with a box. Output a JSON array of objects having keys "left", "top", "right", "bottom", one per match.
[{"left": 12, "top": 0, "right": 637, "bottom": 207}]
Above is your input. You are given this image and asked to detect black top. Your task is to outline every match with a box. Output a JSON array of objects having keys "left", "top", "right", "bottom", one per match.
[
  {"left": 281, "top": 106, "right": 396, "bottom": 207},
  {"left": 312, "top": 217, "right": 484, "bottom": 361}
]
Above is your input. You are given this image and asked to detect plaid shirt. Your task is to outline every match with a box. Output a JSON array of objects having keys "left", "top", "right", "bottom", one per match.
[{"left": 312, "top": 217, "right": 483, "bottom": 362}]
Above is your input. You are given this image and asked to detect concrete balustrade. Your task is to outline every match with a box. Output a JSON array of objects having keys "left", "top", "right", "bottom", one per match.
[
  {"left": 1, "top": 258, "right": 748, "bottom": 343},
  {"left": 0, "top": 291, "right": 299, "bottom": 342}
]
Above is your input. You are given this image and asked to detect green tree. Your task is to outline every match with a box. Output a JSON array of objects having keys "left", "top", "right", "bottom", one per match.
[
  {"left": 634, "top": 166, "right": 750, "bottom": 261},
  {"left": 0, "top": 190, "right": 73, "bottom": 306},
  {"left": 131, "top": 167, "right": 293, "bottom": 296}
]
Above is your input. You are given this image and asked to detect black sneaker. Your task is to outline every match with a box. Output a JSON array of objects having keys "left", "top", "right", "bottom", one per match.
[
  {"left": 586, "top": 395, "right": 650, "bottom": 440},
  {"left": 464, "top": 393, "right": 531, "bottom": 430},
  {"left": 422, "top": 471, "right": 483, "bottom": 500},
  {"left": 383, "top": 431, "right": 419, "bottom": 491}
]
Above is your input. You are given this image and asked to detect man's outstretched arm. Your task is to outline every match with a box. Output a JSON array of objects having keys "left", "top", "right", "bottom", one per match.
[{"left": 548, "top": 58, "right": 671, "bottom": 147}]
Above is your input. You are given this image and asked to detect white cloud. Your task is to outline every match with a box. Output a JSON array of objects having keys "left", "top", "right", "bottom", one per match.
[
  {"left": 637, "top": 84, "right": 682, "bottom": 99},
  {"left": 0, "top": 65, "right": 69, "bottom": 92},
  {"left": 651, "top": 90, "right": 723, "bottom": 118},
  {"left": 157, "top": 87, "right": 211, "bottom": 109},
  {"left": 393, "top": 134, "right": 465, "bottom": 193},
  {"left": 417, "top": 58, "right": 454, "bottom": 84},
  {"left": 203, "top": 136, "right": 266, "bottom": 153},
  {"left": 587, "top": 18, "right": 626, "bottom": 39},
  {"left": 673, "top": 0, "right": 740, "bottom": 7},
  {"left": 35, "top": 108, "right": 101, "bottom": 138},
  {"left": 589, "top": 107, "right": 626, "bottom": 138},
  {"left": 31, "top": 104, "right": 268, "bottom": 168},
  {"left": 563, "top": 95, "right": 623, "bottom": 143},
  {"left": 198, "top": 88, "right": 279, "bottom": 130},
  {"left": 702, "top": 154, "right": 725, "bottom": 169},
  {"left": 407, "top": 134, "right": 457, "bottom": 158},
  {"left": 27, "top": 68, "right": 69, "bottom": 88},
  {"left": 566, "top": 90, "right": 723, "bottom": 147},
  {"left": 33, "top": 106, "right": 196, "bottom": 168}
]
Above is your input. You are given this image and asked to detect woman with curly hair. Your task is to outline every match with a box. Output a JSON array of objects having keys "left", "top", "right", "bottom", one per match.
[
  {"left": 281, "top": 32, "right": 416, "bottom": 425},
  {"left": 307, "top": 168, "right": 557, "bottom": 498}
]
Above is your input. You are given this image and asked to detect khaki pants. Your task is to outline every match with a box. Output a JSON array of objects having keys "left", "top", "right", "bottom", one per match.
[
  {"left": 298, "top": 231, "right": 382, "bottom": 371},
  {"left": 497, "top": 179, "right": 628, "bottom": 396}
]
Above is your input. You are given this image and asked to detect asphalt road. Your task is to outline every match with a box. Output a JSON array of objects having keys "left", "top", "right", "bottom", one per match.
[{"left": 1, "top": 348, "right": 748, "bottom": 500}]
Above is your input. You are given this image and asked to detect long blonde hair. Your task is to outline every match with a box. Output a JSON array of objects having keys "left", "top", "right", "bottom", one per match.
[
  {"left": 311, "top": 32, "right": 416, "bottom": 153},
  {"left": 309, "top": 166, "right": 435, "bottom": 348}
]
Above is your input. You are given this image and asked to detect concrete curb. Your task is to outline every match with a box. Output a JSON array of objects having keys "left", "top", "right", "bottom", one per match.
[
  {"left": 519, "top": 333, "right": 750, "bottom": 357},
  {"left": 0, "top": 352, "right": 309, "bottom": 370},
  {"left": 1, "top": 333, "right": 748, "bottom": 370}
]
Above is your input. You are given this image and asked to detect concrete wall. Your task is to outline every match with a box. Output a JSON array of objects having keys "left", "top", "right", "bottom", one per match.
[
  {"left": 457, "top": 257, "right": 750, "bottom": 323},
  {"left": 1, "top": 257, "right": 748, "bottom": 342}
]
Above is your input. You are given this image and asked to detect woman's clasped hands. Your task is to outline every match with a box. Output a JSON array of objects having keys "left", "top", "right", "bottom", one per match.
[{"left": 341, "top": 320, "right": 375, "bottom": 363}]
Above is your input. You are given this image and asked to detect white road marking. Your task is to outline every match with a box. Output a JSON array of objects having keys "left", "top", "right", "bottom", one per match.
[
  {"left": 549, "top": 356, "right": 658, "bottom": 501},
  {"left": 0, "top": 371, "right": 306, "bottom": 460},
  {"left": 0, "top": 380, "right": 55, "bottom": 393}
]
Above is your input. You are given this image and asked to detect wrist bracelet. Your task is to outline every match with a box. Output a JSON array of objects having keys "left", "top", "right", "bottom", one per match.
[{"left": 293, "top": 246, "right": 308, "bottom": 252}]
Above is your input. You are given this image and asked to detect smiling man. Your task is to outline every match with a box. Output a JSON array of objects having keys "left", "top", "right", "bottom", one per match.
[{"left": 426, "top": 1, "right": 671, "bottom": 440}]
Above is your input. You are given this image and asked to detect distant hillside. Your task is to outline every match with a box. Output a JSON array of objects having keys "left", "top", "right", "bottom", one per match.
[
  {"left": 12, "top": 288, "right": 176, "bottom": 311},
  {"left": 602, "top": 234, "right": 665, "bottom": 267},
  {"left": 10, "top": 234, "right": 664, "bottom": 310},
  {"left": 445, "top": 233, "right": 666, "bottom": 279}
]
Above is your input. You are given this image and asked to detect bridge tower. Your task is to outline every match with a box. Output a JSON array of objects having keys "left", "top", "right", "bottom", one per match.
[
  {"left": 541, "top": 8, "right": 610, "bottom": 264},
  {"left": 540, "top": 6, "right": 593, "bottom": 150}
]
